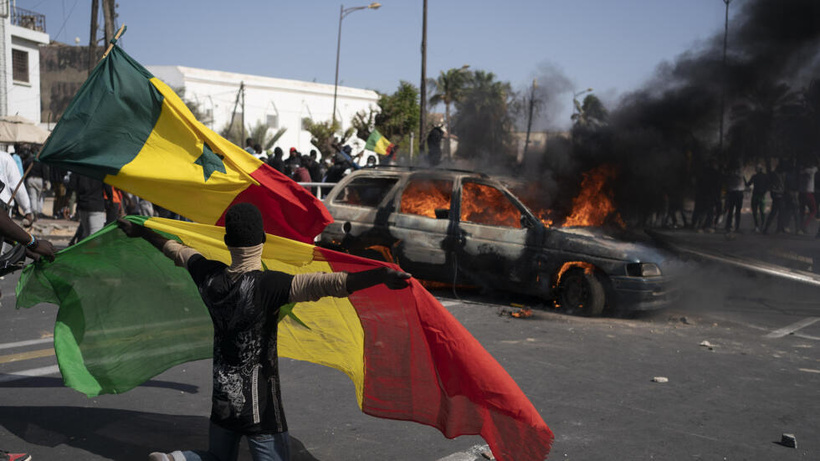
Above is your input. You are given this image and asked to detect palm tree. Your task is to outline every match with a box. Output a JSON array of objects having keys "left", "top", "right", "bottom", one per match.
[
  {"left": 429, "top": 67, "right": 471, "bottom": 157},
  {"left": 728, "top": 82, "right": 797, "bottom": 167},
  {"left": 452, "top": 70, "right": 514, "bottom": 159}
]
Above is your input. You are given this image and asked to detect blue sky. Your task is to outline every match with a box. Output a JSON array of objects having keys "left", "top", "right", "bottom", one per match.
[{"left": 17, "top": 0, "right": 734, "bottom": 128}]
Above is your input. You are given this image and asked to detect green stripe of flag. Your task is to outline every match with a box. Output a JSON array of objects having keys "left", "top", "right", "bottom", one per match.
[{"left": 38, "top": 46, "right": 164, "bottom": 179}]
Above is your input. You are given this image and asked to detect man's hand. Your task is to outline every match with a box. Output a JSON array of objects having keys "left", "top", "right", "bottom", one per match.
[
  {"left": 380, "top": 268, "right": 411, "bottom": 290},
  {"left": 346, "top": 267, "right": 412, "bottom": 293},
  {"left": 26, "top": 238, "right": 55, "bottom": 262},
  {"left": 117, "top": 217, "right": 146, "bottom": 238}
]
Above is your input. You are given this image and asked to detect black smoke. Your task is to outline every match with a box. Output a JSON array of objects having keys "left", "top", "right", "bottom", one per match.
[{"left": 535, "top": 0, "right": 820, "bottom": 225}]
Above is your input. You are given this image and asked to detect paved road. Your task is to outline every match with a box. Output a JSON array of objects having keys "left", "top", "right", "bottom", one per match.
[{"left": 1, "top": 231, "right": 819, "bottom": 460}]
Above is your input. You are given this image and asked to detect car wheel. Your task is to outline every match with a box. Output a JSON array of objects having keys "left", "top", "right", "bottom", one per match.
[{"left": 557, "top": 268, "right": 606, "bottom": 317}]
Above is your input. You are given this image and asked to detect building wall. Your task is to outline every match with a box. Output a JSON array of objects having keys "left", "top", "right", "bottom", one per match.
[
  {"left": 148, "top": 65, "right": 379, "bottom": 154},
  {"left": 39, "top": 44, "right": 101, "bottom": 126},
  {"left": 5, "top": 23, "right": 48, "bottom": 123}
]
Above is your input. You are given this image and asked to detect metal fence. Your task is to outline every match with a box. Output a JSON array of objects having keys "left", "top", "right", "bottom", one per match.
[{"left": 11, "top": 7, "right": 45, "bottom": 32}]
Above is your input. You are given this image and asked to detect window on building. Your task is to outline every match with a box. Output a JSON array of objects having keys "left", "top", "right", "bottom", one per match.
[
  {"left": 12, "top": 49, "right": 29, "bottom": 83},
  {"left": 267, "top": 114, "right": 279, "bottom": 129}
]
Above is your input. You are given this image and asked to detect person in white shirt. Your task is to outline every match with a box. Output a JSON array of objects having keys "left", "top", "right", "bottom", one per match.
[{"left": 0, "top": 151, "right": 33, "bottom": 224}]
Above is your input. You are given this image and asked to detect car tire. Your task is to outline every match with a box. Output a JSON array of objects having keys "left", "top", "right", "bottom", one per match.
[{"left": 557, "top": 268, "right": 606, "bottom": 317}]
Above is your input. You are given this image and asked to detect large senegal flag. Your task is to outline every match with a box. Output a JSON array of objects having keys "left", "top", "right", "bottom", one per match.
[
  {"left": 16, "top": 217, "right": 553, "bottom": 461},
  {"left": 37, "top": 43, "right": 330, "bottom": 243},
  {"left": 364, "top": 129, "right": 396, "bottom": 157}
]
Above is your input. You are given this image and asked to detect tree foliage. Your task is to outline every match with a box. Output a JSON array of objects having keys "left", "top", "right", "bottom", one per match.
[
  {"left": 303, "top": 118, "right": 354, "bottom": 158},
  {"left": 353, "top": 81, "right": 420, "bottom": 155},
  {"left": 451, "top": 70, "right": 515, "bottom": 159}
]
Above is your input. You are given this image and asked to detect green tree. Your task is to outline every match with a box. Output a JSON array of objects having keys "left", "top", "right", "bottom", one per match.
[
  {"left": 429, "top": 67, "right": 471, "bottom": 156},
  {"left": 451, "top": 70, "right": 514, "bottom": 159},
  {"left": 353, "top": 81, "right": 420, "bottom": 156},
  {"left": 302, "top": 118, "right": 354, "bottom": 158}
]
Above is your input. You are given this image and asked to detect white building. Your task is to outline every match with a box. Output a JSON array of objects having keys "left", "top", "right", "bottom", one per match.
[
  {"left": 0, "top": 3, "right": 49, "bottom": 122},
  {"left": 147, "top": 65, "right": 379, "bottom": 155}
]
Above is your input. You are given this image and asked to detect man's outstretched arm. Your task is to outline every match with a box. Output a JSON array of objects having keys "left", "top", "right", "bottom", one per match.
[{"left": 118, "top": 218, "right": 200, "bottom": 267}]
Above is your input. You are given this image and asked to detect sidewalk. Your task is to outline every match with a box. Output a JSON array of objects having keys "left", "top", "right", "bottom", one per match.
[
  {"left": 648, "top": 226, "right": 820, "bottom": 287},
  {"left": 23, "top": 196, "right": 78, "bottom": 248}
]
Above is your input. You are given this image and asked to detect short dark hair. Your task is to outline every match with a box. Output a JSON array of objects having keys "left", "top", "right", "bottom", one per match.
[{"left": 224, "top": 203, "right": 266, "bottom": 247}]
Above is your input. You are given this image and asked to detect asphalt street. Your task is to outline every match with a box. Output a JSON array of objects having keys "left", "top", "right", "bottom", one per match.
[{"left": 1, "top": 219, "right": 819, "bottom": 460}]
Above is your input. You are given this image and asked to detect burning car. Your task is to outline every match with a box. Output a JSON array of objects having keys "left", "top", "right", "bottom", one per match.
[{"left": 318, "top": 166, "right": 676, "bottom": 315}]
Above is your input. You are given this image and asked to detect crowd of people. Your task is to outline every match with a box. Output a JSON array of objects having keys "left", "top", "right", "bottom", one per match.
[
  {"left": 0, "top": 140, "right": 377, "bottom": 247},
  {"left": 654, "top": 157, "right": 820, "bottom": 237},
  {"left": 243, "top": 138, "right": 377, "bottom": 197}
]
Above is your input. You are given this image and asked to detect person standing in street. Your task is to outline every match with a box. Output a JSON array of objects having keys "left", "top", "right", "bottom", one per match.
[
  {"left": 68, "top": 173, "right": 111, "bottom": 242},
  {"left": 723, "top": 161, "right": 745, "bottom": 233},
  {"left": 746, "top": 164, "right": 769, "bottom": 233},
  {"left": 119, "top": 203, "right": 410, "bottom": 461}
]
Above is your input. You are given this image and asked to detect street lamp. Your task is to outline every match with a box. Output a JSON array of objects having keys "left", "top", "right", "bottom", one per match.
[
  {"left": 332, "top": 2, "right": 381, "bottom": 128},
  {"left": 572, "top": 88, "right": 594, "bottom": 118}
]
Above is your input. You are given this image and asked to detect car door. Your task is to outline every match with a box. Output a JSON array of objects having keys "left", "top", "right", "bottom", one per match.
[
  {"left": 389, "top": 174, "right": 457, "bottom": 282},
  {"left": 454, "top": 178, "right": 541, "bottom": 290}
]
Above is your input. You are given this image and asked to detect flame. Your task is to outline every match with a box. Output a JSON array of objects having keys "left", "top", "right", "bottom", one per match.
[
  {"left": 460, "top": 182, "right": 521, "bottom": 227},
  {"left": 563, "top": 165, "right": 624, "bottom": 228},
  {"left": 400, "top": 179, "right": 452, "bottom": 218},
  {"left": 554, "top": 261, "right": 595, "bottom": 288}
]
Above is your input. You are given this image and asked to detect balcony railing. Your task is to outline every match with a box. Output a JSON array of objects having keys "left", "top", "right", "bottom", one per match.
[{"left": 11, "top": 7, "right": 46, "bottom": 33}]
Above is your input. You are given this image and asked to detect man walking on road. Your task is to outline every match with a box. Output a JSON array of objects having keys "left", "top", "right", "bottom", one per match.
[{"left": 118, "top": 203, "right": 410, "bottom": 461}]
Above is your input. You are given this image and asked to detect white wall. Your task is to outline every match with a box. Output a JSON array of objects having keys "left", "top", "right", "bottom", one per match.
[
  {"left": 5, "top": 24, "right": 48, "bottom": 123},
  {"left": 148, "top": 65, "right": 379, "bottom": 154}
]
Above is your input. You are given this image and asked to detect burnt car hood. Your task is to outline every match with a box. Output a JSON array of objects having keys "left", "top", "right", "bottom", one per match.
[{"left": 547, "top": 226, "right": 672, "bottom": 264}]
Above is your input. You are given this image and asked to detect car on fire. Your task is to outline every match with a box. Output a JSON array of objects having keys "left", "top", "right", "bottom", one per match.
[{"left": 318, "top": 166, "right": 677, "bottom": 316}]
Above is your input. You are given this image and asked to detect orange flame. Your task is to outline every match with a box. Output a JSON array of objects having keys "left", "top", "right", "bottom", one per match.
[
  {"left": 400, "top": 179, "right": 452, "bottom": 218},
  {"left": 460, "top": 182, "right": 521, "bottom": 228},
  {"left": 563, "top": 165, "right": 624, "bottom": 228}
]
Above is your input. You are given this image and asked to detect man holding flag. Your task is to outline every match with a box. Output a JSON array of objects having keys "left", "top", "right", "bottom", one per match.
[{"left": 119, "top": 203, "right": 410, "bottom": 461}]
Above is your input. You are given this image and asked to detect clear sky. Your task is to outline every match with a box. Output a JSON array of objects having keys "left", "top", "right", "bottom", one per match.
[{"left": 16, "top": 0, "right": 735, "bottom": 128}]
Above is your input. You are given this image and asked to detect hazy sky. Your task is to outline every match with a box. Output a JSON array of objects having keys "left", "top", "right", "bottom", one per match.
[{"left": 16, "top": 0, "right": 735, "bottom": 127}]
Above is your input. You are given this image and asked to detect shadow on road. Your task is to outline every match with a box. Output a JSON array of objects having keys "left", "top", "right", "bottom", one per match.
[
  {"left": 0, "top": 406, "right": 320, "bottom": 461},
  {"left": 0, "top": 377, "right": 200, "bottom": 394}
]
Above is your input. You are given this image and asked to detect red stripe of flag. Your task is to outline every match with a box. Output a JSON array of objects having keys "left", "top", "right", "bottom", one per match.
[
  {"left": 316, "top": 247, "right": 554, "bottom": 461},
  {"left": 216, "top": 163, "right": 333, "bottom": 244}
]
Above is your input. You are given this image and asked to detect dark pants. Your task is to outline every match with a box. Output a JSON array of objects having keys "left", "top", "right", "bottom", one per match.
[
  {"left": 179, "top": 422, "right": 290, "bottom": 461},
  {"left": 724, "top": 191, "right": 743, "bottom": 231},
  {"left": 751, "top": 193, "right": 766, "bottom": 229}
]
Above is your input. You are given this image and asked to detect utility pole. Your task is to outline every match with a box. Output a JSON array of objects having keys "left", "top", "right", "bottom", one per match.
[
  {"left": 228, "top": 82, "right": 244, "bottom": 145},
  {"left": 418, "top": 0, "right": 427, "bottom": 160},
  {"left": 0, "top": 0, "right": 8, "bottom": 116},
  {"left": 241, "top": 83, "right": 246, "bottom": 144},
  {"left": 88, "top": 0, "right": 99, "bottom": 72},
  {"left": 523, "top": 79, "right": 537, "bottom": 162},
  {"left": 718, "top": 0, "right": 731, "bottom": 161},
  {"left": 101, "top": 0, "right": 116, "bottom": 45}
]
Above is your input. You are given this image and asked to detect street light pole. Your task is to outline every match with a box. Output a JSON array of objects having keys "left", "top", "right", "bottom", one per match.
[
  {"left": 572, "top": 88, "right": 593, "bottom": 120},
  {"left": 332, "top": 3, "right": 381, "bottom": 128},
  {"left": 419, "top": 0, "right": 428, "bottom": 160},
  {"left": 718, "top": 0, "right": 731, "bottom": 161}
]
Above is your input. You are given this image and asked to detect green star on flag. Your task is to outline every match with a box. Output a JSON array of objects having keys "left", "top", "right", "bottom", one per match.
[{"left": 195, "top": 143, "right": 226, "bottom": 181}]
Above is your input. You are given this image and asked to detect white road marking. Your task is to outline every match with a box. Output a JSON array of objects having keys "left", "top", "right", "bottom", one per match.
[
  {"left": 764, "top": 317, "right": 820, "bottom": 339},
  {"left": 437, "top": 444, "right": 491, "bottom": 461},
  {"left": 439, "top": 300, "right": 462, "bottom": 308},
  {"left": 0, "top": 338, "right": 53, "bottom": 350},
  {"left": 0, "top": 365, "right": 60, "bottom": 383},
  {"left": 798, "top": 368, "right": 820, "bottom": 374}
]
